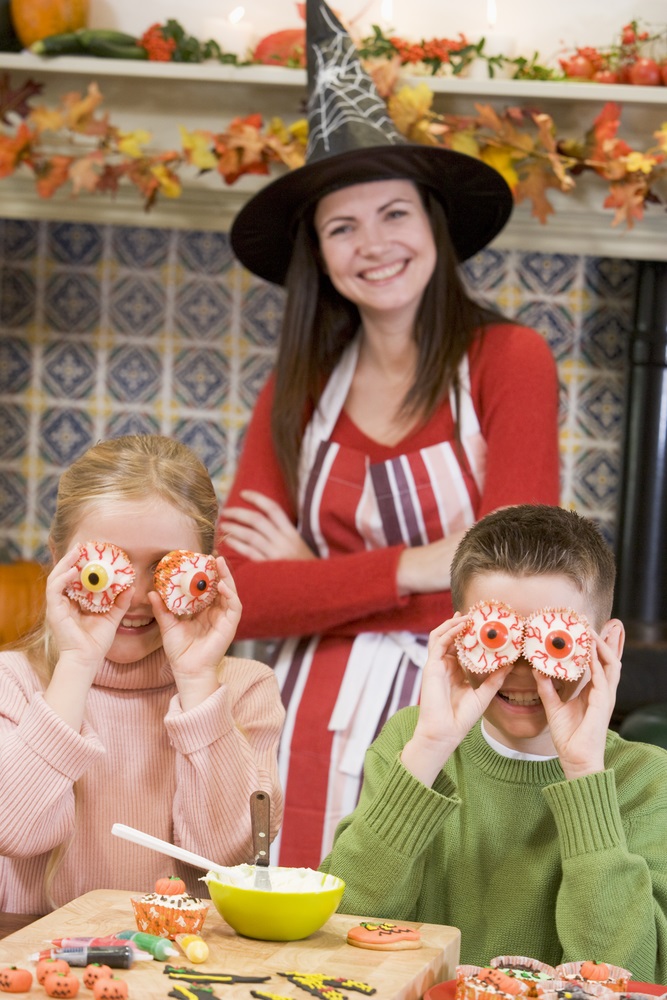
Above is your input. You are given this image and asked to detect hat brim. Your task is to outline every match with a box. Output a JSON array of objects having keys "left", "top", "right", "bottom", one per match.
[{"left": 230, "top": 145, "right": 513, "bottom": 285}]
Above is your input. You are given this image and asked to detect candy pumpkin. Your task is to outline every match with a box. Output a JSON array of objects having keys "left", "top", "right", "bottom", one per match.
[
  {"left": 155, "top": 874, "right": 186, "bottom": 895},
  {"left": 37, "top": 958, "right": 71, "bottom": 985},
  {"left": 83, "top": 965, "right": 112, "bottom": 989},
  {"left": 43, "top": 970, "right": 80, "bottom": 998},
  {"left": 580, "top": 962, "right": 611, "bottom": 981},
  {"left": 93, "top": 977, "right": 129, "bottom": 1000},
  {"left": 0, "top": 966, "right": 33, "bottom": 992},
  {"left": 9, "top": 0, "right": 88, "bottom": 47}
]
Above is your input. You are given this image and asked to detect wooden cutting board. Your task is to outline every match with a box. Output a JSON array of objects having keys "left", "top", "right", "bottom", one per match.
[{"left": 0, "top": 889, "right": 460, "bottom": 1000}]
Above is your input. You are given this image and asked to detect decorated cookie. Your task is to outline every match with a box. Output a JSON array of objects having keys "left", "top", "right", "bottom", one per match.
[
  {"left": 455, "top": 601, "right": 524, "bottom": 674},
  {"left": 522, "top": 608, "right": 592, "bottom": 681},
  {"left": 65, "top": 541, "right": 135, "bottom": 613},
  {"left": 154, "top": 550, "right": 219, "bottom": 616},
  {"left": 346, "top": 921, "right": 421, "bottom": 950}
]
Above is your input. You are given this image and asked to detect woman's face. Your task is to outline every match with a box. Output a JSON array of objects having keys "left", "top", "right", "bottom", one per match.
[{"left": 314, "top": 178, "right": 437, "bottom": 327}]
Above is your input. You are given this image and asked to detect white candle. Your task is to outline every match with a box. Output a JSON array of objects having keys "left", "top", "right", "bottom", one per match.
[
  {"left": 466, "top": 0, "right": 515, "bottom": 79},
  {"left": 203, "top": 7, "right": 255, "bottom": 60}
]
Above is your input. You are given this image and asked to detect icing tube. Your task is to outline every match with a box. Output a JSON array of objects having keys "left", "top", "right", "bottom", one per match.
[{"left": 174, "top": 933, "right": 209, "bottom": 963}]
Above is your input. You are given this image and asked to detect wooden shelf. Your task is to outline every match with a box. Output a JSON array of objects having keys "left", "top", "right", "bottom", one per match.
[{"left": 1, "top": 53, "right": 666, "bottom": 258}]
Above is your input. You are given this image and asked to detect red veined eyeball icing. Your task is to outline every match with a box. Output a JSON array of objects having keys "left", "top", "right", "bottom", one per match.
[
  {"left": 188, "top": 571, "right": 211, "bottom": 597},
  {"left": 544, "top": 629, "right": 575, "bottom": 659},
  {"left": 454, "top": 600, "right": 524, "bottom": 674},
  {"left": 523, "top": 608, "right": 592, "bottom": 681},
  {"left": 65, "top": 541, "right": 135, "bottom": 613},
  {"left": 80, "top": 561, "right": 111, "bottom": 592},
  {"left": 153, "top": 550, "right": 219, "bottom": 616},
  {"left": 478, "top": 619, "right": 510, "bottom": 650}
]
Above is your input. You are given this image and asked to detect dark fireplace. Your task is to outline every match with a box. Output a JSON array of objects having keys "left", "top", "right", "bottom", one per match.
[{"left": 613, "top": 260, "right": 667, "bottom": 718}]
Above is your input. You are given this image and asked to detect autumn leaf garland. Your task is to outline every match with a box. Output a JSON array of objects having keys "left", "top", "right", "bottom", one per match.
[{"left": 0, "top": 70, "right": 665, "bottom": 228}]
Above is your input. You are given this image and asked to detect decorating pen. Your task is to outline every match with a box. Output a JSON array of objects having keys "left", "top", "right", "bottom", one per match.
[
  {"left": 41, "top": 945, "right": 135, "bottom": 968},
  {"left": 115, "top": 930, "right": 178, "bottom": 961},
  {"left": 174, "top": 933, "right": 209, "bottom": 963}
]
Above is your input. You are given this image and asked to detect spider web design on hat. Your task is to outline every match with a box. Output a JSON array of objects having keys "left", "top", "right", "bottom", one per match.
[{"left": 306, "top": 1, "right": 402, "bottom": 160}]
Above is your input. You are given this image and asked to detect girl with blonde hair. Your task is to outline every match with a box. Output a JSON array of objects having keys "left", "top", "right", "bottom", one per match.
[{"left": 0, "top": 434, "right": 284, "bottom": 914}]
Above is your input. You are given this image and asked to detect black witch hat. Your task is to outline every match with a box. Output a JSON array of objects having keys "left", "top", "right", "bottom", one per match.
[{"left": 230, "top": 0, "right": 513, "bottom": 285}]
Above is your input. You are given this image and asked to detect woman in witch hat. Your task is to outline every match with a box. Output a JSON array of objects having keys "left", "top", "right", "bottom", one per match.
[{"left": 218, "top": 0, "right": 560, "bottom": 867}]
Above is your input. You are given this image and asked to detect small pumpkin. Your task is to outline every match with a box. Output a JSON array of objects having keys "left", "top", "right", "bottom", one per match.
[
  {"left": 93, "top": 977, "right": 129, "bottom": 1000},
  {"left": 154, "top": 874, "right": 186, "bottom": 895},
  {"left": 579, "top": 962, "right": 611, "bottom": 981},
  {"left": 83, "top": 965, "right": 112, "bottom": 989},
  {"left": 9, "top": 0, "right": 88, "bottom": 47},
  {"left": 37, "top": 958, "right": 71, "bottom": 985},
  {"left": 44, "top": 970, "right": 80, "bottom": 998},
  {"left": 0, "top": 966, "right": 33, "bottom": 993}
]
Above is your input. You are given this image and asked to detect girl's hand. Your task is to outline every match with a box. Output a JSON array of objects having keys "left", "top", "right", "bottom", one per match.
[
  {"left": 401, "top": 616, "right": 513, "bottom": 786},
  {"left": 46, "top": 545, "right": 134, "bottom": 673},
  {"left": 219, "top": 490, "right": 315, "bottom": 561},
  {"left": 150, "top": 557, "right": 242, "bottom": 709},
  {"left": 534, "top": 626, "right": 623, "bottom": 781}
]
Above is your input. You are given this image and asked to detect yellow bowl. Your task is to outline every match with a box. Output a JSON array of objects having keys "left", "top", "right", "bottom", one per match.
[{"left": 205, "top": 867, "right": 345, "bottom": 941}]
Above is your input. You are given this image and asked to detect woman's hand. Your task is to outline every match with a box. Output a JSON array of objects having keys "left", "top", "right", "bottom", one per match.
[
  {"left": 150, "top": 556, "right": 243, "bottom": 710},
  {"left": 396, "top": 531, "right": 466, "bottom": 595},
  {"left": 219, "top": 490, "right": 315, "bottom": 561},
  {"left": 534, "top": 626, "right": 623, "bottom": 781},
  {"left": 401, "top": 616, "right": 513, "bottom": 786}
]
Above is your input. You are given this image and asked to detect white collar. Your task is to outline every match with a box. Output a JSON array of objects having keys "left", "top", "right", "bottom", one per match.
[{"left": 481, "top": 720, "right": 558, "bottom": 762}]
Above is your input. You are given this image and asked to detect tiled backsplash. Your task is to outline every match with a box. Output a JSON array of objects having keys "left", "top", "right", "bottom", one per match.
[{"left": 0, "top": 218, "right": 636, "bottom": 562}]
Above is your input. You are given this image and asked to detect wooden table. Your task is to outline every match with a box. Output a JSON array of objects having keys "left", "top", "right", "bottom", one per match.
[{"left": 0, "top": 890, "right": 460, "bottom": 1000}]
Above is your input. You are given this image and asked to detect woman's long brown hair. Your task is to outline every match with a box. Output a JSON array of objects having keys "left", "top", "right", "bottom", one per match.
[{"left": 271, "top": 185, "right": 505, "bottom": 501}]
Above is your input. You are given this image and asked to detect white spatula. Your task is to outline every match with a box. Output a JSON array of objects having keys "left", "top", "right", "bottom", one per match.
[{"left": 111, "top": 823, "right": 225, "bottom": 874}]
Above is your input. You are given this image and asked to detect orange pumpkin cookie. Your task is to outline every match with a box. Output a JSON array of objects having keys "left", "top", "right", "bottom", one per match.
[
  {"left": 153, "top": 550, "right": 219, "bottom": 616},
  {"left": 346, "top": 921, "right": 421, "bottom": 950},
  {"left": 65, "top": 541, "right": 135, "bottom": 613},
  {"left": 0, "top": 966, "right": 33, "bottom": 993},
  {"left": 522, "top": 608, "right": 592, "bottom": 681},
  {"left": 455, "top": 600, "right": 524, "bottom": 674}
]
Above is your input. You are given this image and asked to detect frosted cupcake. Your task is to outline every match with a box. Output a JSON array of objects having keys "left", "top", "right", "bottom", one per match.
[
  {"left": 554, "top": 963, "right": 631, "bottom": 994},
  {"left": 131, "top": 875, "right": 209, "bottom": 940}
]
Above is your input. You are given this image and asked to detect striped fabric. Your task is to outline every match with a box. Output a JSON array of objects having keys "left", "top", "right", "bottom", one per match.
[{"left": 270, "top": 346, "right": 487, "bottom": 868}]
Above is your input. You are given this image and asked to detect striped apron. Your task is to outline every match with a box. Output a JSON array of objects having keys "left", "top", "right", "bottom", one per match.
[{"left": 271, "top": 339, "right": 487, "bottom": 867}]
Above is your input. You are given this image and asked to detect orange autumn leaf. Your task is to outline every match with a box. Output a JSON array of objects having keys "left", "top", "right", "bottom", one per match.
[
  {"left": 62, "top": 83, "right": 105, "bottom": 130},
  {"left": 27, "top": 104, "right": 64, "bottom": 133},
  {"left": 0, "top": 122, "right": 34, "bottom": 177},
  {"left": 514, "top": 162, "right": 563, "bottom": 223},
  {"left": 603, "top": 179, "right": 647, "bottom": 228},
  {"left": 35, "top": 155, "right": 72, "bottom": 197},
  {"left": 365, "top": 55, "right": 402, "bottom": 99},
  {"left": 474, "top": 103, "right": 534, "bottom": 155},
  {"left": 69, "top": 152, "right": 105, "bottom": 194}
]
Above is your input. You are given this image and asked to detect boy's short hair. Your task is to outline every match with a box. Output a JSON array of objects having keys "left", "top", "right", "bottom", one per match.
[{"left": 450, "top": 504, "right": 616, "bottom": 627}]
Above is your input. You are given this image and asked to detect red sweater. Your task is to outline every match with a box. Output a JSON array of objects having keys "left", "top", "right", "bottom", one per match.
[{"left": 218, "top": 323, "right": 560, "bottom": 640}]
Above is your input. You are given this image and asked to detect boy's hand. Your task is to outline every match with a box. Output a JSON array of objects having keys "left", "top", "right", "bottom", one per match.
[
  {"left": 401, "top": 616, "right": 513, "bottom": 787},
  {"left": 534, "top": 629, "right": 623, "bottom": 781}
]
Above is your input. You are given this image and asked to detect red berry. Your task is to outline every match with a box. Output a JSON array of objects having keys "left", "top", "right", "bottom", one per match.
[
  {"left": 628, "top": 57, "right": 661, "bottom": 85},
  {"left": 560, "top": 53, "right": 595, "bottom": 79},
  {"left": 593, "top": 69, "right": 620, "bottom": 83}
]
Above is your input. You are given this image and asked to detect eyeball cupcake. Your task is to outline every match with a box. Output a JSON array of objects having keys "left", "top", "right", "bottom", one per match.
[
  {"left": 523, "top": 608, "right": 592, "bottom": 681},
  {"left": 154, "top": 550, "right": 219, "bottom": 616},
  {"left": 455, "top": 600, "right": 525, "bottom": 674},
  {"left": 65, "top": 541, "right": 135, "bottom": 613}
]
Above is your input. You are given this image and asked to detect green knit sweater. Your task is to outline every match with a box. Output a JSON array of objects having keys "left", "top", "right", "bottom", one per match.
[{"left": 320, "top": 709, "right": 667, "bottom": 983}]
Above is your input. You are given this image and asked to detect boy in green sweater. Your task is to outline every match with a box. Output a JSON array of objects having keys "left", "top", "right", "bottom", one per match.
[{"left": 320, "top": 504, "right": 667, "bottom": 982}]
